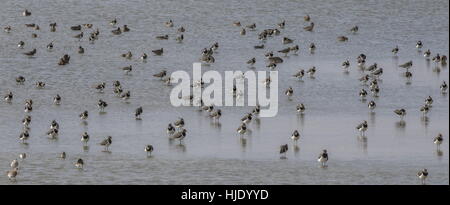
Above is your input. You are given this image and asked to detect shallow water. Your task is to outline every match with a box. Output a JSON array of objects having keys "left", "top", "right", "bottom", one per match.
[{"left": 0, "top": 0, "right": 449, "bottom": 184}]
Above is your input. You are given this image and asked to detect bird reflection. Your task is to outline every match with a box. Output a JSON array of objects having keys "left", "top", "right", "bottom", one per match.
[
  {"left": 254, "top": 118, "right": 261, "bottom": 129},
  {"left": 436, "top": 150, "right": 443, "bottom": 157},
  {"left": 297, "top": 113, "right": 305, "bottom": 126},
  {"left": 369, "top": 111, "right": 376, "bottom": 125},
  {"left": 83, "top": 145, "right": 89, "bottom": 152},
  {"left": 420, "top": 116, "right": 429, "bottom": 127},
  {"left": 357, "top": 135, "right": 368, "bottom": 153},
  {"left": 210, "top": 121, "right": 222, "bottom": 129},
  {"left": 293, "top": 144, "right": 300, "bottom": 155},
  {"left": 175, "top": 144, "right": 186, "bottom": 152},
  {"left": 395, "top": 120, "right": 406, "bottom": 129},
  {"left": 405, "top": 78, "right": 412, "bottom": 85},
  {"left": 240, "top": 137, "right": 247, "bottom": 150}
]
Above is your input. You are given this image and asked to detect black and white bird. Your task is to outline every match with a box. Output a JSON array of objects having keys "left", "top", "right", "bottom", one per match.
[
  {"left": 394, "top": 109, "right": 406, "bottom": 121},
  {"left": 170, "top": 129, "right": 187, "bottom": 144},
  {"left": 4, "top": 25, "right": 11, "bottom": 33},
  {"left": 153, "top": 70, "right": 167, "bottom": 79},
  {"left": 392, "top": 46, "right": 399, "bottom": 55},
  {"left": 304, "top": 22, "right": 314, "bottom": 31},
  {"left": 176, "top": 34, "right": 184, "bottom": 43},
  {"left": 350, "top": 25, "right": 359, "bottom": 33},
  {"left": 156, "top": 34, "right": 169, "bottom": 40},
  {"left": 237, "top": 123, "right": 247, "bottom": 136},
  {"left": 431, "top": 53, "right": 441, "bottom": 64},
  {"left": 78, "top": 46, "right": 84, "bottom": 54},
  {"left": 291, "top": 130, "right": 300, "bottom": 144},
  {"left": 356, "top": 120, "right": 368, "bottom": 136},
  {"left": 337, "top": 36, "right": 348, "bottom": 42},
  {"left": 94, "top": 82, "right": 106, "bottom": 92},
  {"left": 420, "top": 105, "right": 429, "bottom": 117},
  {"left": 73, "top": 32, "right": 83, "bottom": 40},
  {"left": 399, "top": 61, "right": 413, "bottom": 71},
  {"left": 282, "top": 37, "right": 294, "bottom": 44},
  {"left": 23, "top": 9, "right": 31, "bottom": 16},
  {"left": 141, "top": 53, "right": 148, "bottom": 61},
  {"left": 47, "top": 42, "right": 54, "bottom": 50},
  {"left": 59, "top": 152, "right": 66, "bottom": 159},
  {"left": 368, "top": 100, "right": 376, "bottom": 111},
  {"left": 252, "top": 105, "right": 261, "bottom": 116},
  {"left": 22, "top": 115, "right": 31, "bottom": 127},
  {"left": 246, "top": 23, "right": 256, "bottom": 30},
  {"left": 75, "top": 158, "right": 84, "bottom": 169},
  {"left": 122, "top": 65, "right": 132, "bottom": 75},
  {"left": 433, "top": 134, "right": 443, "bottom": 150},
  {"left": 4, "top": 91, "right": 13, "bottom": 103},
  {"left": 19, "top": 130, "right": 29, "bottom": 143},
  {"left": 110, "top": 18, "right": 117, "bottom": 26},
  {"left": 424, "top": 96, "right": 433, "bottom": 107},
  {"left": 99, "top": 136, "right": 112, "bottom": 151},
  {"left": 24, "top": 103, "right": 33, "bottom": 113},
  {"left": 424, "top": 49, "right": 431, "bottom": 59},
  {"left": 317, "top": 149, "right": 329, "bottom": 167},
  {"left": 307, "top": 66, "right": 316, "bottom": 77},
  {"left": 167, "top": 123, "right": 176, "bottom": 135},
  {"left": 417, "top": 169, "right": 428, "bottom": 185},
  {"left": 165, "top": 19, "right": 173, "bottom": 27},
  {"left": 277, "top": 20, "right": 285, "bottom": 29},
  {"left": 342, "top": 60, "right": 350, "bottom": 70},
  {"left": 111, "top": 27, "right": 121, "bottom": 35},
  {"left": 16, "top": 76, "right": 26, "bottom": 84},
  {"left": 18, "top": 41, "right": 25, "bottom": 48},
  {"left": 121, "top": 51, "right": 132, "bottom": 59},
  {"left": 53, "top": 94, "right": 61, "bottom": 105},
  {"left": 416, "top": 41, "right": 423, "bottom": 49},
  {"left": 145, "top": 145, "right": 154, "bottom": 156},
  {"left": 296, "top": 103, "right": 306, "bottom": 114},
  {"left": 79, "top": 110, "right": 88, "bottom": 121},
  {"left": 210, "top": 109, "right": 222, "bottom": 121},
  {"left": 81, "top": 132, "right": 89, "bottom": 145},
  {"left": 371, "top": 68, "right": 383, "bottom": 78},
  {"left": 365, "top": 63, "right": 377, "bottom": 72},
  {"left": 174, "top": 118, "right": 185, "bottom": 129},
  {"left": 247, "top": 58, "right": 256, "bottom": 66},
  {"left": 46, "top": 128, "right": 59, "bottom": 139},
  {"left": 98, "top": 99, "right": 108, "bottom": 111},
  {"left": 359, "top": 75, "right": 369, "bottom": 84},
  {"left": 359, "top": 89, "right": 368, "bottom": 99},
  {"left": 152, "top": 48, "right": 163, "bottom": 56},
  {"left": 285, "top": 87, "right": 293, "bottom": 99},
  {"left": 293, "top": 69, "right": 305, "bottom": 80},
  {"left": 309, "top": 43, "right": 316, "bottom": 53},
  {"left": 35, "top": 81, "right": 45, "bottom": 89},
  {"left": 50, "top": 120, "right": 59, "bottom": 130},
  {"left": 370, "top": 85, "right": 380, "bottom": 97},
  {"left": 441, "top": 81, "right": 448, "bottom": 93},
  {"left": 240, "top": 28, "right": 246, "bottom": 35},
  {"left": 241, "top": 113, "right": 253, "bottom": 124}
]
